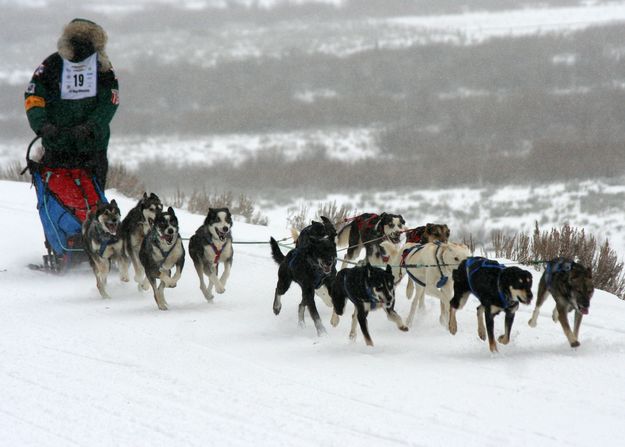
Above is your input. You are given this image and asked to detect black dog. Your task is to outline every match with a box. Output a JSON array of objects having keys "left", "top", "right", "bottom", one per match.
[
  {"left": 269, "top": 236, "right": 337, "bottom": 336},
  {"left": 528, "top": 258, "right": 594, "bottom": 347},
  {"left": 331, "top": 263, "right": 407, "bottom": 346},
  {"left": 189, "top": 208, "right": 233, "bottom": 301},
  {"left": 448, "top": 257, "right": 533, "bottom": 353},
  {"left": 293, "top": 216, "right": 337, "bottom": 247},
  {"left": 336, "top": 212, "right": 405, "bottom": 269},
  {"left": 139, "top": 207, "right": 185, "bottom": 310}
]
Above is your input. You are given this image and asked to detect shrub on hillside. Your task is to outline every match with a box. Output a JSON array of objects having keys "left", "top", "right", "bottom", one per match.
[
  {"left": 188, "top": 190, "right": 268, "bottom": 226},
  {"left": 492, "top": 222, "right": 625, "bottom": 299}
]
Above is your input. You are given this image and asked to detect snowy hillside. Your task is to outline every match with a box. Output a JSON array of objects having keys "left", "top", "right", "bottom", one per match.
[{"left": 2, "top": 179, "right": 625, "bottom": 446}]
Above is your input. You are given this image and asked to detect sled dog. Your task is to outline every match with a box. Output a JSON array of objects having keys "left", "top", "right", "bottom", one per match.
[
  {"left": 139, "top": 207, "right": 185, "bottom": 310},
  {"left": 336, "top": 212, "right": 406, "bottom": 269},
  {"left": 120, "top": 192, "right": 163, "bottom": 289},
  {"left": 189, "top": 208, "right": 234, "bottom": 301},
  {"left": 82, "top": 199, "right": 129, "bottom": 298},
  {"left": 449, "top": 257, "right": 533, "bottom": 353},
  {"left": 331, "top": 263, "right": 407, "bottom": 346},
  {"left": 399, "top": 242, "right": 471, "bottom": 327},
  {"left": 405, "top": 223, "right": 450, "bottom": 244},
  {"left": 269, "top": 235, "right": 337, "bottom": 336},
  {"left": 291, "top": 216, "right": 338, "bottom": 309},
  {"left": 528, "top": 257, "right": 594, "bottom": 347}
]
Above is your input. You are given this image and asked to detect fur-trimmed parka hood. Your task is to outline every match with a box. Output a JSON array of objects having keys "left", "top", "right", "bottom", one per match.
[{"left": 57, "top": 18, "right": 111, "bottom": 72}]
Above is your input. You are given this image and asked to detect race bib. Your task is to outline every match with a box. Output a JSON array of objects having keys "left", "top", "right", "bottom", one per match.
[{"left": 61, "top": 53, "right": 98, "bottom": 100}]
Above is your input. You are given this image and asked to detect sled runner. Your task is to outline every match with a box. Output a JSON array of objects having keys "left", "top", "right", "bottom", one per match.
[{"left": 22, "top": 136, "right": 107, "bottom": 273}]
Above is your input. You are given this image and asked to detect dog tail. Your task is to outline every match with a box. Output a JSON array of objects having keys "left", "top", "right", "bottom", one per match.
[
  {"left": 269, "top": 237, "right": 285, "bottom": 264},
  {"left": 290, "top": 228, "right": 300, "bottom": 245}
]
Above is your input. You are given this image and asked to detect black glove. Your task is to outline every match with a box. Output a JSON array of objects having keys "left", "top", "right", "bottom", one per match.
[
  {"left": 39, "top": 123, "right": 58, "bottom": 138},
  {"left": 71, "top": 123, "right": 93, "bottom": 140}
]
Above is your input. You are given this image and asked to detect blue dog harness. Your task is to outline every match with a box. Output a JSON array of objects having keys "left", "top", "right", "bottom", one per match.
[
  {"left": 93, "top": 224, "right": 119, "bottom": 257},
  {"left": 402, "top": 242, "right": 449, "bottom": 288},
  {"left": 465, "top": 257, "right": 511, "bottom": 308},
  {"left": 544, "top": 259, "right": 573, "bottom": 289},
  {"left": 149, "top": 228, "right": 179, "bottom": 269},
  {"left": 343, "top": 274, "right": 380, "bottom": 309}
]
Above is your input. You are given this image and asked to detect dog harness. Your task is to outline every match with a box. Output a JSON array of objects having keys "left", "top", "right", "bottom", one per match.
[
  {"left": 402, "top": 244, "right": 426, "bottom": 287},
  {"left": 349, "top": 214, "right": 380, "bottom": 233},
  {"left": 465, "top": 257, "right": 511, "bottom": 309},
  {"left": 544, "top": 259, "right": 573, "bottom": 289},
  {"left": 402, "top": 242, "right": 449, "bottom": 288},
  {"left": 94, "top": 224, "right": 119, "bottom": 257},
  {"left": 288, "top": 247, "right": 332, "bottom": 290},
  {"left": 405, "top": 227, "right": 424, "bottom": 244},
  {"left": 149, "top": 228, "right": 179, "bottom": 269},
  {"left": 203, "top": 234, "right": 225, "bottom": 264},
  {"left": 343, "top": 274, "right": 380, "bottom": 309}
]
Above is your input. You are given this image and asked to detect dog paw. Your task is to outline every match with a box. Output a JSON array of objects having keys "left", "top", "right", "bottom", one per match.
[
  {"left": 497, "top": 335, "right": 510, "bottom": 345},
  {"left": 399, "top": 325, "right": 409, "bottom": 332},
  {"left": 202, "top": 290, "right": 214, "bottom": 301},
  {"left": 214, "top": 282, "right": 226, "bottom": 294},
  {"left": 330, "top": 313, "right": 340, "bottom": 327},
  {"left": 158, "top": 304, "right": 168, "bottom": 311},
  {"left": 272, "top": 305, "right": 281, "bottom": 315},
  {"left": 120, "top": 275, "right": 130, "bottom": 283},
  {"left": 448, "top": 321, "right": 457, "bottom": 335},
  {"left": 349, "top": 331, "right": 357, "bottom": 340},
  {"left": 528, "top": 318, "right": 537, "bottom": 328},
  {"left": 570, "top": 340, "right": 581, "bottom": 348},
  {"left": 478, "top": 328, "right": 486, "bottom": 341},
  {"left": 316, "top": 325, "right": 327, "bottom": 337}
]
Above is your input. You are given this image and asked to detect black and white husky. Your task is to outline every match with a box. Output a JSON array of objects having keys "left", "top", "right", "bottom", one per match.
[
  {"left": 189, "top": 208, "right": 233, "bottom": 301},
  {"left": 139, "top": 207, "right": 185, "bottom": 310},
  {"left": 119, "top": 192, "right": 163, "bottom": 290},
  {"left": 82, "top": 200, "right": 129, "bottom": 299}
]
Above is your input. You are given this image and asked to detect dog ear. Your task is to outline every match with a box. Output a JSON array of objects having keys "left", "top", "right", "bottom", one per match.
[
  {"left": 320, "top": 216, "right": 336, "bottom": 235},
  {"left": 168, "top": 206, "right": 175, "bottom": 215},
  {"left": 110, "top": 199, "right": 117, "bottom": 208},
  {"left": 142, "top": 192, "right": 148, "bottom": 199}
]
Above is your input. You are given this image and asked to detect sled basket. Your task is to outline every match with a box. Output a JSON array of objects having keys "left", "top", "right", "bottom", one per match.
[{"left": 23, "top": 137, "right": 108, "bottom": 271}]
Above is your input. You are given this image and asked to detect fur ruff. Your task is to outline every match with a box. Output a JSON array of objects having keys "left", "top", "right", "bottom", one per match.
[{"left": 57, "top": 19, "right": 111, "bottom": 72}]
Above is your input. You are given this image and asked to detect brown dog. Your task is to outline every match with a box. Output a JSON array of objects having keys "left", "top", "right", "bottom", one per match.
[
  {"left": 528, "top": 258, "right": 594, "bottom": 347},
  {"left": 405, "top": 223, "right": 450, "bottom": 245}
]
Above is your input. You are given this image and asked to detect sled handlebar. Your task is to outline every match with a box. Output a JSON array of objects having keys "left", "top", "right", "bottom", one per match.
[{"left": 20, "top": 135, "right": 41, "bottom": 176}]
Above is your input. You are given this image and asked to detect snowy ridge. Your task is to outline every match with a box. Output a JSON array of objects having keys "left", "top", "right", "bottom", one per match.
[{"left": 1, "top": 179, "right": 625, "bottom": 446}]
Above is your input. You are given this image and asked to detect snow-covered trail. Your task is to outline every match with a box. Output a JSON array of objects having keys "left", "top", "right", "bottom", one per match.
[{"left": 1, "top": 180, "right": 624, "bottom": 446}]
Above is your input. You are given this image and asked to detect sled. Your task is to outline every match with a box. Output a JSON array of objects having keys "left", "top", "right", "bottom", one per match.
[{"left": 22, "top": 136, "right": 108, "bottom": 273}]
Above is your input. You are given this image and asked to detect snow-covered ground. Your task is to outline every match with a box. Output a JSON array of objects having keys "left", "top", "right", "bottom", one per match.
[{"left": 2, "top": 179, "right": 625, "bottom": 446}]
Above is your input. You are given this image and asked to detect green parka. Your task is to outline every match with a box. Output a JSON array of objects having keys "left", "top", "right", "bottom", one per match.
[{"left": 24, "top": 19, "right": 119, "bottom": 155}]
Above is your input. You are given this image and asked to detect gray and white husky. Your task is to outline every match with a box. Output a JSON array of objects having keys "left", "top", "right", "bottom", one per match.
[
  {"left": 119, "top": 192, "right": 163, "bottom": 290},
  {"left": 189, "top": 208, "right": 233, "bottom": 301},
  {"left": 82, "top": 199, "right": 129, "bottom": 298},
  {"left": 139, "top": 207, "right": 185, "bottom": 310}
]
